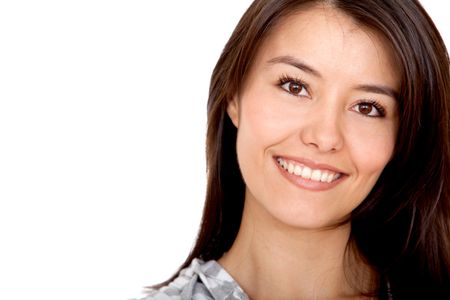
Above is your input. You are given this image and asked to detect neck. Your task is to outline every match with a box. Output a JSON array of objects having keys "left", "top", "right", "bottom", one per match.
[{"left": 218, "top": 193, "right": 374, "bottom": 299}]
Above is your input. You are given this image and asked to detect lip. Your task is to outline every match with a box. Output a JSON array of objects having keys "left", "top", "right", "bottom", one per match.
[{"left": 273, "top": 155, "right": 348, "bottom": 191}]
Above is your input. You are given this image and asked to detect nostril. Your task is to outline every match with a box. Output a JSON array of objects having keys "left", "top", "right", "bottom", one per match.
[{"left": 300, "top": 124, "right": 343, "bottom": 152}]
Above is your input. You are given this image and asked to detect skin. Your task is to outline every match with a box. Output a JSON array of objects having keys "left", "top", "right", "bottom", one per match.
[{"left": 219, "top": 5, "right": 400, "bottom": 300}]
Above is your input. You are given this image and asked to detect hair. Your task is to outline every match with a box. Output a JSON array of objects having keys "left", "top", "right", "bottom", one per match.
[{"left": 157, "top": 0, "right": 450, "bottom": 298}]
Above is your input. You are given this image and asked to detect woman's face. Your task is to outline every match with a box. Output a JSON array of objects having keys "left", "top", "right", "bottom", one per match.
[{"left": 227, "top": 6, "right": 400, "bottom": 229}]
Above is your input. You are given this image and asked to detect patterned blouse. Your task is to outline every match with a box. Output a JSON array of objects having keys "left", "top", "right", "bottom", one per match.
[
  {"left": 138, "top": 259, "right": 249, "bottom": 300},
  {"left": 136, "top": 258, "right": 394, "bottom": 300}
]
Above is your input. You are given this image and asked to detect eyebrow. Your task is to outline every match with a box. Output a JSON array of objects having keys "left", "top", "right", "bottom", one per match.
[
  {"left": 267, "top": 55, "right": 322, "bottom": 78},
  {"left": 267, "top": 55, "right": 398, "bottom": 99},
  {"left": 354, "top": 84, "right": 398, "bottom": 99}
]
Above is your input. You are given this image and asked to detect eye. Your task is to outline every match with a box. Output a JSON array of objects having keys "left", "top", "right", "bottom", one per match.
[
  {"left": 278, "top": 75, "right": 310, "bottom": 98},
  {"left": 352, "top": 101, "right": 386, "bottom": 117}
]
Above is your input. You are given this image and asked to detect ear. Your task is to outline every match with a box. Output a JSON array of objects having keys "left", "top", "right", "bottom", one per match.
[{"left": 226, "top": 95, "right": 240, "bottom": 128}]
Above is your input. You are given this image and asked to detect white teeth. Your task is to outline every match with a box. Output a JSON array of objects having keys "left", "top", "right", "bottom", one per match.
[
  {"left": 311, "top": 169, "right": 321, "bottom": 181},
  {"left": 301, "top": 166, "right": 312, "bottom": 179},
  {"left": 277, "top": 157, "right": 341, "bottom": 183},
  {"left": 294, "top": 165, "right": 302, "bottom": 176},
  {"left": 327, "top": 173, "right": 334, "bottom": 183},
  {"left": 288, "top": 163, "right": 295, "bottom": 174}
]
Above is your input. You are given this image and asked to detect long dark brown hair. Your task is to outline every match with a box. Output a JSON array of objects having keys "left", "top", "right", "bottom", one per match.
[{"left": 158, "top": 0, "right": 450, "bottom": 298}]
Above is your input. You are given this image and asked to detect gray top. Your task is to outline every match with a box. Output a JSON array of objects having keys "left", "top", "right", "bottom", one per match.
[
  {"left": 136, "top": 258, "right": 393, "bottom": 300},
  {"left": 137, "top": 258, "right": 249, "bottom": 300}
]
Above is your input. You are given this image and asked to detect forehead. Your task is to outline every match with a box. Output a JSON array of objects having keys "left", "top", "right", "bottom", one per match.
[{"left": 251, "top": 5, "right": 400, "bottom": 88}]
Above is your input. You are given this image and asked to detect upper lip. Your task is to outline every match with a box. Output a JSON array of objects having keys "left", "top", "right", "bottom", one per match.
[{"left": 275, "top": 155, "right": 347, "bottom": 175}]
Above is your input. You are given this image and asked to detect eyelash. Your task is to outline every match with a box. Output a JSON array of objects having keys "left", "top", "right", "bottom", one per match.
[
  {"left": 354, "top": 99, "right": 386, "bottom": 117},
  {"left": 277, "top": 74, "right": 310, "bottom": 97}
]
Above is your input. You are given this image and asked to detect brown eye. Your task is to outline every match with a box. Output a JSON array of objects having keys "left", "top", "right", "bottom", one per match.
[
  {"left": 358, "top": 103, "right": 373, "bottom": 115},
  {"left": 280, "top": 80, "right": 309, "bottom": 97},
  {"left": 289, "top": 82, "right": 301, "bottom": 94},
  {"left": 353, "top": 101, "right": 385, "bottom": 117}
]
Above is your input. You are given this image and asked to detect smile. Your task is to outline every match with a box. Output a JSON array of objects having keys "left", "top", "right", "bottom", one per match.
[{"left": 276, "top": 157, "right": 343, "bottom": 183}]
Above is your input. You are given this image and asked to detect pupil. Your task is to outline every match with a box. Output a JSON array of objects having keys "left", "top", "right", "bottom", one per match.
[
  {"left": 360, "top": 104, "right": 372, "bottom": 114},
  {"left": 289, "top": 83, "right": 300, "bottom": 94}
]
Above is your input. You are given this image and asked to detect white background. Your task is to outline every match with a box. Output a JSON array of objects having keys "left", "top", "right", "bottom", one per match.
[{"left": 0, "top": 1, "right": 448, "bottom": 299}]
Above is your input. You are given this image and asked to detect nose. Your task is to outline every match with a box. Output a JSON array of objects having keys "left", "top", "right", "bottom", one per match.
[{"left": 299, "top": 101, "right": 344, "bottom": 153}]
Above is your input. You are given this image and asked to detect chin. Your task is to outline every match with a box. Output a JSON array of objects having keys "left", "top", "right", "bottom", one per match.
[{"left": 263, "top": 200, "right": 351, "bottom": 231}]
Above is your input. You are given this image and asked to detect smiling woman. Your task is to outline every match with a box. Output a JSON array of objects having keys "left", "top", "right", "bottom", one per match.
[
  {"left": 225, "top": 7, "right": 399, "bottom": 233},
  {"left": 140, "top": 0, "right": 450, "bottom": 299}
]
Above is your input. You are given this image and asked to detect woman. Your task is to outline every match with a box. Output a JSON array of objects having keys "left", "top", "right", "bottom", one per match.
[{"left": 144, "top": 0, "right": 450, "bottom": 299}]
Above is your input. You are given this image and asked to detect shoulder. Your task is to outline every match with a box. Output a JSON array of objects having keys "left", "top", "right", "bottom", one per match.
[{"left": 132, "top": 258, "right": 248, "bottom": 300}]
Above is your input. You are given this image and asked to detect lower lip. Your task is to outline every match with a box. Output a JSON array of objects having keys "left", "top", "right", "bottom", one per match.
[{"left": 274, "top": 158, "right": 346, "bottom": 191}]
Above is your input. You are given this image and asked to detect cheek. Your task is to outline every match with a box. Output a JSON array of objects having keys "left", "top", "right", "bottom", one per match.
[
  {"left": 235, "top": 91, "right": 289, "bottom": 185},
  {"left": 235, "top": 105, "right": 275, "bottom": 175},
  {"left": 237, "top": 80, "right": 304, "bottom": 143},
  {"left": 237, "top": 91, "right": 288, "bottom": 150},
  {"left": 346, "top": 122, "right": 397, "bottom": 176}
]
